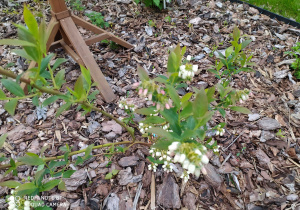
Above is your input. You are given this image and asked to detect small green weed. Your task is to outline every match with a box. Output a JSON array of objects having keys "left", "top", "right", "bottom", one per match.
[
  {"left": 86, "top": 12, "right": 109, "bottom": 28},
  {"left": 69, "top": 0, "right": 86, "bottom": 12},
  {"left": 285, "top": 42, "right": 300, "bottom": 79}
]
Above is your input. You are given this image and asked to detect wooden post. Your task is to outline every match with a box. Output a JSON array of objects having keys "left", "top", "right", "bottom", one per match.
[{"left": 22, "top": 0, "right": 133, "bottom": 102}]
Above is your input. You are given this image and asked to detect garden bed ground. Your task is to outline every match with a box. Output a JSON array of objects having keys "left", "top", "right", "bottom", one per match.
[{"left": 0, "top": 0, "right": 300, "bottom": 209}]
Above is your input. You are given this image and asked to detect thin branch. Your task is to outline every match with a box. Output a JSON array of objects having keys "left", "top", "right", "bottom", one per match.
[
  {"left": 0, "top": 66, "right": 135, "bottom": 141},
  {"left": 0, "top": 141, "right": 151, "bottom": 170}
]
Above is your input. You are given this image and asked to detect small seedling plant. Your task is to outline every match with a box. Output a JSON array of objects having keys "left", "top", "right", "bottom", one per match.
[
  {"left": 68, "top": 0, "right": 86, "bottom": 12},
  {"left": 86, "top": 11, "right": 109, "bottom": 29},
  {"left": 285, "top": 42, "right": 300, "bottom": 79}
]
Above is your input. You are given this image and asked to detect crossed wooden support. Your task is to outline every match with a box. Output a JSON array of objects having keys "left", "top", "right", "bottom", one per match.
[{"left": 23, "top": 0, "right": 133, "bottom": 102}]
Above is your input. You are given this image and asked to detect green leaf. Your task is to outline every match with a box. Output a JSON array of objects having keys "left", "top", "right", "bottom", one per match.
[
  {"left": 56, "top": 102, "right": 72, "bottom": 117},
  {"left": 1, "top": 79, "right": 25, "bottom": 97},
  {"left": 206, "top": 86, "right": 215, "bottom": 103},
  {"left": 232, "top": 26, "right": 240, "bottom": 42},
  {"left": 153, "top": 0, "right": 160, "bottom": 6},
  {"left": 16, "top": 182, "right": 38, "bottom": 196},
  {"left": 137, "top": 65, "right": 149, "bottom": 81},
  {"left": 4, "top": 99, "right": 18, "bottom": 116},
  {"left": 49, "top": 160, "right": 67, "bottom": 170},
  {"left": 38, "top": 18, "right": 47, "bottom": 54},
  {"left": 87, "top": 90, "right": 99, "bottom": 101},
  {"left": 241, "top": 40, "right": 252, "bottom": 50},
  {"left": 143, "top": 116, "right": 166, "bottom": 124},
  {"left": 230, "top": 106, "right": 252, "bottom": 114},
  {"left": 154, "top": 76, "right": 168, "bottom": 84},
  {"left": 147, "top": 127, "right": 176, "bottom": 140},
  {"left": 105, "top": 172, "right": 113, "bottom": 180},
  {"left": 0, "top": 39, "right": 36, "bottom": 47},
  {"left": 84, "top": 144, "right": 94, "bottom": 160},
  {"left": 62, "top": 170, "right": 76, "bottom": 178},
  {"left": 218, "top": 108, "right": 226, "bottom": 118},
  {"left": 43, "top": 96, "right": 59, "bottom": 107},
  {"left": 166, "top": 84, "right": 180, "bottom": 109},
  {"left": 55, "top": 69, "right": 66, "bottom": 89},
  {"left": 80, "top": 65, "right": 91, "bottom": 88},
  {"left": 74, "top": 75, "right": 85, "bottom": 99},
  {"left": 17, "top": 153, "right": 44, "bottom": 166},
  {"left": 180, "top": 102, "right": 193, "bottom": 119},
  {"left": 40, "top": 53, "right": 55, "bottom": 75},
  {"left": 0, "top": 180, "right": 21, "bottom": 188},
  {"left": 39, "top": 179, "right": 60, "bottom": 192},
  {"left": 12, "top": 49, "right": 34, "bottom": 60},
  {"left": 225, "top": 46, "right": 234, "bottom": 58},
  {"left": 197, "top": 111, "right": 214, "bottom": 127},
  {"left": 58, "top": 181, "right": 67, "bottom": 191},
  {"left": 193, "top": 88, "right": 208, "bottom": 119},
  {"left": 135, "top": 107, "right": 156, "bottom": 115},
  {"left": 181, "top": 93, "right": 193, "bottom": 103},
  {"left": 160, "top": 108, "right": 181, "bottom": 135},
  {"left": 52, "top": 58, "right": 67, "bottom": 71},
  {"left": 35, "top": 169, "right": 46, "bottom": 186},
  {"left": 151, "top": 140, "right": 173, "bottom": 150},
  {"left": 0, "top": 134, "right": 7, "bottom": 148},
  {"left": 111, "top": 169, "right": 119, "bottom": 175},
  {"left": 0, "top": 89, "right": 6, "bottom": 100},
  {"left": 167, "top": 51, "right": 178, "bottom": 73},
  {"left": 24, "top": 5, "right": 39, "bottom": 40}
]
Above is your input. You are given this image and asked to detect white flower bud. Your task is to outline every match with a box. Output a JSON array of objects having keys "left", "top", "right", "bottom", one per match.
[
  {"left": 195, "top": 149, "right": 202, "bottom": 156},
  {"left": 24, "top": 207, "right": 30, "bottom": 210},
  {"left": 167, "top": 156, "right": 171, "bottom": 161},
  {"left": 8, "top": 196, "right": 14, "bottom": 201},
  {"left": 180, "top": 65, "right": 186, "bottom": 71},
  {"left": 216, "top": 131, "right": 220, "bottom": 136},
  {"left": 187, "top": 55, "right": 192, "bottom": 61},
  {"left": 183, "top": 160, "right": 190, "bottom": 169},
  {"left": 24, "top": 201, "right": 30, "bottom": 207},
  {"left": 179, "top": 154, "right": 186, "bottom": 163},
  {"left": 156, "top": 152, "right": 161, "bottom": 157},
  {"left": 192, "top": 65, "right": 198, "bottom": 72},
  {"left": 201, "top": 155, "right": 209, "bottom": 164},
  {"left": 174, "top": 153, "right": 181, "bottom": 162},
  {"left": 195, "top": 168, "right": 201, "bottom": 178},
  {"left": 241, "top": 94, "right": 247, "bottom": 101},
  {"left": 188, "top": 164, "right": 196, "bottom": 174}
]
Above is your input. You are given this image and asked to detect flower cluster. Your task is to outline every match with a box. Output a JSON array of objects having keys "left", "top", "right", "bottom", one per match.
[
  {"left": 215, "top": 125, "right": 225, "bottom": 136},
  {"left": 238, "top": 89, "right": 252, "bottom": 104},
  {"left": 118, "top": 98, "right": 135, "bottom": 112},
  {"left": 148, "top": 141, "right": 209, "bottom": 183},
  {"left": 180, "top": 171, "right": 190, "bottom": 183},
  {"left": 178, "top": 56, "right": 198, "bottom": 80},
  {"left": 138, "top": 122, "right": 152, "bottom": 134},
  {"left": 136, "top": 80, "right": 173, "bottom": 111},
  {"left": 149, "top": 148, "right": 174, "bottom": 173},
  {"left": 7, "top": 195, "right": 16, "bottom": 210},
  {"left": 213, "top": 145, "right": 220, "bottom": 153},
  {"left": 7, "top": 188, "right": 31, "bottom": 210},
  {"left": 169, "top": 142, "right": 209, "bottom": 177},
  {"left": 162, "top": 123, "right": 173, "bottom": 132}
]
